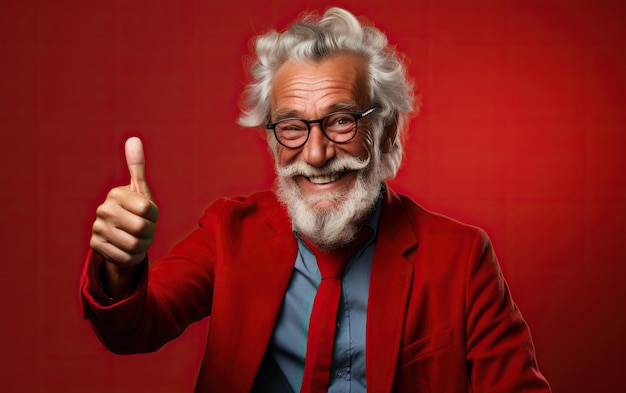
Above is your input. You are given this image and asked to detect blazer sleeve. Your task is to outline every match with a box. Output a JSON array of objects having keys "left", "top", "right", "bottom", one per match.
[
  {"left": 464, "top": 229, "right": 551, "bottom": 392},
  {"left": 80, "top": 201, "right": 223, "bottom": 354}
]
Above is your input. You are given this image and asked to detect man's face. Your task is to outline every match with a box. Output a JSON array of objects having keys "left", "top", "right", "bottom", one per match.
[
  {"left": 271, "top": 54, "right": 374, "bottom": 208},
  {"left": 270, "top": 54, "right": 385, "bottom": 249}
]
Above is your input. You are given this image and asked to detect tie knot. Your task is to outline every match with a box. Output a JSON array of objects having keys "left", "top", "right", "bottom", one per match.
[{"left": 304, "top": 227, "right": 372, "bottom": 280}]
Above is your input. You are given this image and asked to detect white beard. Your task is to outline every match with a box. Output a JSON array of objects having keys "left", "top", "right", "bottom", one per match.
[{"left": 275, "top": 148, "right": 384, "bottom": 250}]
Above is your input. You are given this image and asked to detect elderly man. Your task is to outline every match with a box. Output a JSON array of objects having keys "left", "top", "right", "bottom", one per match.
[{"left": 81, "top": 7, "right": 551, "bottom": 393}]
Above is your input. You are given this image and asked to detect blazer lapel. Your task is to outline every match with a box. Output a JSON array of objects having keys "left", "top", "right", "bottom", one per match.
[
  {"left": 223, "top": 192, "right": 299, "bottom": 392},
  {"left": 366, "top": 188, "right": 417, "bottom": 392}
]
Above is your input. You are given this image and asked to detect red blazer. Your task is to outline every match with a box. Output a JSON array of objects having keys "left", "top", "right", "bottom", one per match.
[{"left": 81, "top": 187, "right": 550, "bottom": 392}]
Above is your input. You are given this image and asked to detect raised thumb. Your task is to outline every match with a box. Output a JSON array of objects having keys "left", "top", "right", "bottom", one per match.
[{"left": 125, "top": 137, "right": 153, "bottom": 200}]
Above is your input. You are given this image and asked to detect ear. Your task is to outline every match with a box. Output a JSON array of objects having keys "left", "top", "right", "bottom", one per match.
[{"left": 380, "top": 120, "right": 398, "bottom": 154}]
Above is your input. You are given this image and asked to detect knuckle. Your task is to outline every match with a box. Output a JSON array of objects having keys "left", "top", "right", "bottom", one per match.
[
  {"left": 126, "top": 236, "right": 141, "bottom": 252},
  {"left": 91, "top": 219, "right": 102, "bottom": 234},
  {"left": 135, "top": 198, "right": 152, "bottom": 216},
  {"left": 96, "top": 199, "right": 120, "bottom": 221},
  {"left": 92, "top": 215, "right": 114, "bottom": 238},
  {"left": 128, "top": 216, "right": 147, "bottom": 235},
  {"left": 109, "top": 247, "right": 134, "bottom": 266},
  {"left": 89, "top": 236, "right": 100, "bottom": 250},
  {"left": 95, "top": 203, "right": 110, "bottom": 218},
  {"left": 107, "top": 186, "right": 125, "bottom": 200},
  {"left": 113, "top": 252, "right": 133, "bottom": 265}
]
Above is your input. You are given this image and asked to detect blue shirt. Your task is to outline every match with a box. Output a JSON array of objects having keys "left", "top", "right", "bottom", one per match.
[{"left": 269, "top": 198, "right": 382, "bottom": 393}]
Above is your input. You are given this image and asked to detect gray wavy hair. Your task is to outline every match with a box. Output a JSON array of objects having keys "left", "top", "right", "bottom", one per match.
[{"left": 237, "top": 7, "right": 416, "bottom": 179}]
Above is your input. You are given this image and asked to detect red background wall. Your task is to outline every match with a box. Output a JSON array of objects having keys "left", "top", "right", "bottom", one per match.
[{"left": 1, "top": 0, "right": 624, "bottom": 392}]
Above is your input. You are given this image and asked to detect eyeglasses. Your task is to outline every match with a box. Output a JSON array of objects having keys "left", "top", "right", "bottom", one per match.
[{"left": 266, "top": 106, "right": 378, "bottom": 149}]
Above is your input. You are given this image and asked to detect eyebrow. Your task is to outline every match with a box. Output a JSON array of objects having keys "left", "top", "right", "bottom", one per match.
[{"left": 271, "top": 103, "right": 361, "bottom": 121}]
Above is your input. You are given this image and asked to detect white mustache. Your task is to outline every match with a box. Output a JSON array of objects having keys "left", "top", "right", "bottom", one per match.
[{"left": 276, "top": 155, "right": 371, "bottom": 179}]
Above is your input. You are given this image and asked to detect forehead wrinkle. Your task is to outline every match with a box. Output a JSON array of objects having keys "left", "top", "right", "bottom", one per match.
[
  {"left": 273, "top": 98, "right": 358, "bottom": 117},
  {"left": 274, "top": 77, "right": 357, "bottom": 99},
  {"left": 272, "top": 82, "right": 361, "bottom": 119},
  {"left": 270, "top": 55, "right": 368, "bottom": 119},
  {"left": 272, "top": 101, "right": 360, "bottom": 121}
]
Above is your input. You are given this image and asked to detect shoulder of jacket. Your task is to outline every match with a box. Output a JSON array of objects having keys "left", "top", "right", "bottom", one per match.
[
  {"left": 395, "top": 193, "right": 487, "bottom": 242},
  {"left": 198, "top": 190, "right": 288, "bottom": 228}
]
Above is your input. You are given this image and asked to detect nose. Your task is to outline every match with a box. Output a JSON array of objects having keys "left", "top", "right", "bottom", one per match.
[{"left": 301, "top": 124, "right": 335, "bottom": 168}]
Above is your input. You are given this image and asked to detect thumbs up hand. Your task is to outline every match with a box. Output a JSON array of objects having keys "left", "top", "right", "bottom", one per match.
[{"left": 90, "top": 137, "right": 160, "bottom": 271}]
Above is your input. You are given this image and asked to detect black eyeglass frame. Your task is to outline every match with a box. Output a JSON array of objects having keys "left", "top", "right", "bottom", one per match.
[{"left": 266, "top": 106, "right": 379, "bottom": 149}]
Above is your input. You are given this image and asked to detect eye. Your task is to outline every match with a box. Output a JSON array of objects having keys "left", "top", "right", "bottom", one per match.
[
  {"left": 277, "top": 120, "right": 307, "bottom": 132},
  {"left": 326, "top": 114, "right": 355, "bottom": 130},
  {"left": 339, "top": 118, "right": 352, "bottom": 125}
]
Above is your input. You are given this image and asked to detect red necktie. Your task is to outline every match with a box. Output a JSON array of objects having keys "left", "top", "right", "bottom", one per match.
[{"left": 300, "top": 228, "right": 371, "bottom": 393}]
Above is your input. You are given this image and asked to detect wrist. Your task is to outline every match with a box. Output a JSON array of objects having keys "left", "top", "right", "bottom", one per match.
[{"left": 102, "top": 258, "right": 145, "bottom": 300}]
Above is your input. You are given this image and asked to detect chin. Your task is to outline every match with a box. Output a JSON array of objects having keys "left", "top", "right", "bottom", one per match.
[
  {"left": 300, "top": 185, "right": 351, "bottom": 212},
  {"left": 276, "top": 169, "right": 382, "bottom": 250},
  {"left": 308, "top": 199, "right": 336, "bottom": 212},
  {"left": 275, "top": 147, "right": 385, "bottom": 249}
]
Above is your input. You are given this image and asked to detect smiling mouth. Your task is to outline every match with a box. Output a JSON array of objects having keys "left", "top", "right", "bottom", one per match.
[{"left": 306, "top": 171, "right": 346, "bottom": 184}]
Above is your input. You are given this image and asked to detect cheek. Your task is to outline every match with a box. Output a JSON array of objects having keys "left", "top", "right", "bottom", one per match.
[
  {"left": 275, "top": 146, "right": 298, "bottom": 167},
  {"left": 348, "top": 131, "right": 374, "bottom": 160}
]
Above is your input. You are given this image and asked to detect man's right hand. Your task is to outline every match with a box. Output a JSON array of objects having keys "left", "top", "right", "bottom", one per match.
[{"left": 89, "top": 137, "right": 160, "bottom": 286}]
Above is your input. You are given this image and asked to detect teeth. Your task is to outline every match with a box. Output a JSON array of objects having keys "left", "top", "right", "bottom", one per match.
[{"left": 308, "top": 172, "right": 341, "bottom": 184}]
